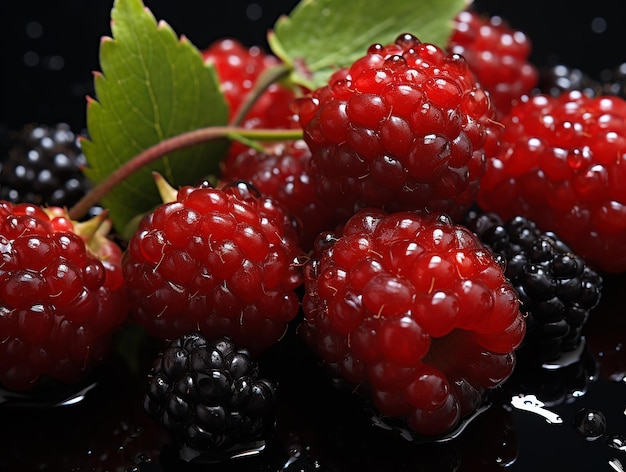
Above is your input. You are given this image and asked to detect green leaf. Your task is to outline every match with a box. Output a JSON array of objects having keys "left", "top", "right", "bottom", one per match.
[
  {"left": 268, "top": 0, "right": 468, "bottom": 90},
  {"left": 81, "top": 0, "right": 229, "bottom": 232}
]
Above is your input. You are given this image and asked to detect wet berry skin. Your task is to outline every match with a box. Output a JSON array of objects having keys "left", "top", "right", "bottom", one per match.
[
  {"left": 477, "top": 90, "right": 626, "bottom": 274},
  {"left": 219, "top": 139, "right": 340, "bottom": 252},
  {"left": 0, "top": 123, "right": 102, "bottom": 218},
  {"left": 0, "top": 202, "right": 128, "bottom": 392},
  {"left": 143, "top": 332, "right": 277, "bottom": 461},
  {"left": 293, "top": 33, "right": 500, "bottom": 224},
  {"left": 299, "top": 208, "right": 525, "bottom": 437},
  {"left": 201, "top": 37, "right": 298, "bottom": 129},
  {"left": 464, "top": 208, "right": 603, "bottom": 362},
  {"left": 447, "top": 9, "right": 538, "bottom": 118},
  {"left": 123, "top": 180, "right": 304, "bottom": 354}
]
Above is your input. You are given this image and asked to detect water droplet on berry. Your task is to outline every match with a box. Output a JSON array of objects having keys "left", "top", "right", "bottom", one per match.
[{"left": 573, "top": 408, "right": 607, "bottom": 440}]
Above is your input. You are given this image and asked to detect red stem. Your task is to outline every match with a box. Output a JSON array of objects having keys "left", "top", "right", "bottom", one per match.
[{"left": 68, "top": 126, "right": 302, "bottom": 221}]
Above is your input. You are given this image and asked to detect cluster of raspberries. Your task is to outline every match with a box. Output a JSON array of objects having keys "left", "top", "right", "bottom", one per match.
[{"left": 0, "top": 6, "right": 612, "bottom": 463}]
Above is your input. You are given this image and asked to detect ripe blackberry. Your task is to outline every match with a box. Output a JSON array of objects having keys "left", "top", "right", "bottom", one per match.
[
  {"left": 123, "top": 177, "right": 304, "bottom": 354},
  {"left": 293, "top": 33, "right": 500, "bottom": 224},
  {"left": 464, "top": 209, "right": 603, "bottom": 363},
  {"left": 299, "top": 208, "right": 526, "bottom": 437},
  {"left": 537, "top": 64, "right": 602, "bottom": 98},
  {"left": 143, "top": 332, "right": 277, "bottom": 463},
  {"left": 476, "top": 90, "right": 626, "bottom": 273},
  {"left": 447, "top": 9, "right": 538, "bottom": 117},
  {"left": 0, "top": 123, "right": 100, "bottom": 217}
]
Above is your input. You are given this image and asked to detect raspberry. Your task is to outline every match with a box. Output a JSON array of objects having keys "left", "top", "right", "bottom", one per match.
[
  {"left": 219, "top": 139, "right": 340, "bottom": 252},
  {"left": 0, "top": 202, "right": 128, "bottom": 392},
  {"left": 0, "top": 123, "right": 102, "bottom": 218},
  {"left": 447, "top": 10, "right": 538, "bottom": 117},
  {"left": 299, "top": 208, "right": 526, "bottom": 437},
  {"left": 201, "top": 38, "right": 297, "bottom": 129},
  {"left": 123, "top": 177, "right": 304, "bottom": 354},
  {"left": 476, "top": 90, "right": 626, "bottom": 273},
  {"left": 293, "top": 33, "right": 499, "bottom": 223},
  {"left": 464, "top": 208, "right": 603, "bottom": 363},
  {"left": 143, "top": 332, "right": 276, "bottom": 462}
]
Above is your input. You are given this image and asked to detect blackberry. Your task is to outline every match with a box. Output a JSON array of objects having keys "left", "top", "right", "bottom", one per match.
[
  {"left": 143, "top": 332, "right": 277, "bottom": 463},
  {"left": 0, "top": 123, "right": 100, "bottom": 217},
  {"left": 599, "top": 61, "right": 626, "bottom": 98},
  {"left": 464, "top": 208, "right": 603, "bottom": 364},
  {"left": 537, "top": 64, "right": 602, "bottom": 98}
]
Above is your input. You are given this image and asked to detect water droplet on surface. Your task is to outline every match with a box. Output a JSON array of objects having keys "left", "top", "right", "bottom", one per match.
[
  {"left": 607, "top": 435, "right": 626, "bottom": 451},
  {"left": 510, "top": 394, "right": 563, "bottom": 424},
  {"left": 573, "top": 408, "right": 607, "bottom": 440},
  {"left": 609, "top": 457, "right": 625, "bottom": 472}
]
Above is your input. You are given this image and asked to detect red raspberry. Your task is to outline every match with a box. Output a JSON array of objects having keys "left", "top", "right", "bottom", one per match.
[
  {"left": 476, "top": 91, "right": 626, "bottom": 273},
  {"left": 293, "top": 33, "right": 499, "bottom": 224},
  {"left": 299, "top": 209, "right": 526, "bottom": 437},
  {"left": 219, "top": 139, "right": 341, "bottom": 252},
  {"left": 201, "top": 38, "right": 297, "bottom": 129},
  {"left": 123, "top": 178, "right": 304, "bottom": 354},
  {"left": 0, "top": 203, "right": 128, "bottom": 392},
  {"left": 447, "top": 10, "right": 538, "bottom": 118}
]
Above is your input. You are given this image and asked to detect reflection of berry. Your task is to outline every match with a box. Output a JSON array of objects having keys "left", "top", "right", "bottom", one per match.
[
  {"left": 448, "top": 9, "right": 538, "bottom": 117},
  {"left": 299, "top": 208, "right": 525, "bottom": 437},
  {"left": 123, "top": 178, "right": 304, "bottom": 354},
  {"left": 219, "top": 139, "right": 340, "bottom": 252},
  {"left": 477, "top": 91, "right": 626, "bottom": 273},
  {"left": 0, "top": 203, "right": 128, "bottom": 392},
  {"left": 464, "top": 209, "right": 603, "bottom": 362},
  {"left": 294, "top": 33, "right": 499, "bottom": 223},
  {"left": 143, "top": 332, "right": 276, "bottom": 461},
  {"left": 0, "top": 123, "right": 101, "bottom": 218},
  {"left": 503, "top": 344, "right": 599, "bottom": 407}
]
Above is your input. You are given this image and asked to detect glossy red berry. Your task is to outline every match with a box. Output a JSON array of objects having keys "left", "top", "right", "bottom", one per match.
[
  {"left": 293, "top": 33, "right": 500, "bottom": 223},
  {"left": 0, "top": 203, "right": 128, "bottom": 392},
  {"left": 299, "top": 209, "right": 525, "bottom": 437},
  {"left": 447, "top": 10, "right": 538, "bottom": 117},
  {"left": 123, "top": 179, "right": 305, "bottom": 354},
  {"left": 219, "top": 139, "right": 341, "bottom": 252},
  {"left": 477, "top": 91, "right": 626, "bottom": 273},
  {"left": 201, "top": 38, "right": 298, "bottom": 129}
]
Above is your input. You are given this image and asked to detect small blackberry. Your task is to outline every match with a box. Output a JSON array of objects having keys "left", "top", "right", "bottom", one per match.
[
  {"left": 464, "top": 208, "right": 603, "bottom": 363},
  {"left": 537, "top": 64, "right": 602, "bottom": 98},
  {"left": 0, "top": 123, "right": 100, "bottom": 218},
  {"left": 143, "top": 332, "right": 277, "bottom": 463}
]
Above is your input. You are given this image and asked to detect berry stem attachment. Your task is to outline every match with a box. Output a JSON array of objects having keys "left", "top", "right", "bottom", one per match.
[{"left": 69, "top": 126, "right": 303, "bottom": 221}]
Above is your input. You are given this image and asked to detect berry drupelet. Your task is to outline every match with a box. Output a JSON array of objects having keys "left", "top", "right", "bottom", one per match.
[
  {"left": 123, "top": 177, "right": 305, "bottom": 354},
  {"left": 293, "top": 33, "right": 500, "bottom": 224},
  {"left": 0, "top": 203, "right": 128, "bottom": 392},
  {"left": 299, "top": 208, "right": 526, "bottom": 437},
  {"left": 464, "top": 208, "right": 603, "bottom": 363},
  {"left": 476, "top": 90, "right": 626, "bottom": 273},
  {"left": 447, "top": 9, "right": 538, "bottom": 118},
  {"left": 0, "top": 123, "right": 99, "bottom": 217},
  {"left": 143, "top": 332, "right": 277, "bottom": 463}
]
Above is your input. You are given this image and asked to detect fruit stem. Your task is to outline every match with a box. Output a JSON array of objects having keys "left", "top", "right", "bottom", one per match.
[
  {"left": 68, "top": 125, "right": 303, "bottom": 221},
  {"left": 230, "top": 63, "right": 292, "bottom": 127}
]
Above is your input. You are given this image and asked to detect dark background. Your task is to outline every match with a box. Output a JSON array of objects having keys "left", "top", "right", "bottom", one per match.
[{"left": 2, "top": 0, "right": 626, "bottom": 133}]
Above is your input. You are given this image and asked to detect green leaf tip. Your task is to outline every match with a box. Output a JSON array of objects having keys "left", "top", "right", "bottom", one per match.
[
  {"left": 82, "top": 0, "right": 229, "bottom": 232},
  {"left": 269, "top": 0, "right": 468, "bottom": 90}
]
